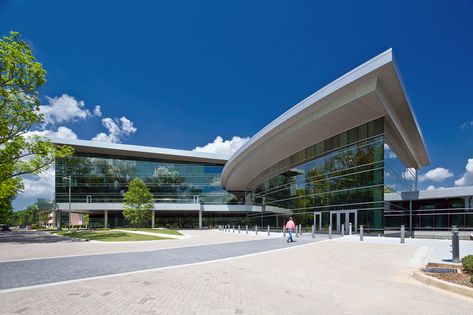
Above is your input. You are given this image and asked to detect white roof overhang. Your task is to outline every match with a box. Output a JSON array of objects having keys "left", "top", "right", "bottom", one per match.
[
  {"left": 385, "top": 186, "right": 473, "bottom": 201},
  {"left": 222, "top": 49, "right": 430, "bottom": 191},
  {"left": 51, "top": 138, "right": 229, "bottom": 164}
]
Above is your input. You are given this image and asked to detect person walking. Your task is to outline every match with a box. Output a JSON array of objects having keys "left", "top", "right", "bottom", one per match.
[{"left": 286, "top": 217, "right": 295, "bottom": 243}]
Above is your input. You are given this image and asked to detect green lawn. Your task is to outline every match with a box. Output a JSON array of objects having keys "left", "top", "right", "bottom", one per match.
[
  {"left": 119, "top": 228, "right": 183, "bottom": 236},
  {"left": 52, "top": 230, "right": 170, "bottom": 242}
]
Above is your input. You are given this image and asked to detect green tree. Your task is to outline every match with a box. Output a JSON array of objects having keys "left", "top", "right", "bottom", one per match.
[
  {"left": 123, "top": 178, "right": 153, "bottom": 228},
  {"left": 0, "top": 31, "right": 73, "bottom": 222},
  {"left": 0, "top": 197, "right": 14, "bottom": 224}
]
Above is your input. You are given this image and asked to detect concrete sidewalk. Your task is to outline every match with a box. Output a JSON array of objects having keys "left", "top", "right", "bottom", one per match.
[{"left": 336, "top": 235, "right": 473, "bottom": 264}]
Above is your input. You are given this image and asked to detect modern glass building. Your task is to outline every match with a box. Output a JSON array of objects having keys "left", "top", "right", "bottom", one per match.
[
  {"left": 52, "top": 49, "right": 472, "bottom": 233},
  {"left": 248, "top": 118, "right": 385, "bottom": 232}
]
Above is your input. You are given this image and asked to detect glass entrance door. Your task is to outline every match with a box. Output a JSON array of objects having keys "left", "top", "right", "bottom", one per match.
[{"left": 328, "top": 210, "right": 357, "bottom": 234}]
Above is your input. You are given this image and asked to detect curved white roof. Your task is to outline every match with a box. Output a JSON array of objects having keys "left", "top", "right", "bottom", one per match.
[
  {"left": 222, "top": 49, "right": 430, "bottom": 190},
  {"left": 51, "top": 138, "right": 229, "bottom": 164}
]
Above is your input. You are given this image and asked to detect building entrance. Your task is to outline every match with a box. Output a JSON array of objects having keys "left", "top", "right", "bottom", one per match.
[{"left": 329, "top": 210, "right": 357, "bottom": 234}]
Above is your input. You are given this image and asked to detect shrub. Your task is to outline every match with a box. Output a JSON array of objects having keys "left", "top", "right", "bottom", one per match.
[{"left": 462, "top": 255, "right": 473, "bottom": 273}]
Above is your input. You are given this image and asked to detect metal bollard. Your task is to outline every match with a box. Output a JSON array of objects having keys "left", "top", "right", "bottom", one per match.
[
  {"left": 246, "top": 225, "right": 248, "bottom": 234},
  {"left": 311, "top": 225, "right": 315, "bottom": 238},
  {"left": 299, "top": 224, "right": 302, "bottom": 236},
  {"left": 452, "top": 227, "right": 460, "bottom": 263},
  {"left": 329, "top": 224, "right": 332, "bottom": 239},
  {"left": 341, "top": 224, "right": 344, "bottom": 237},
  {"left": 360, "top": 225, "right": 364, "bottom": 241},
  {"left": 267, "top": 225, "right": 270, "bottom": 236},
  {"left": 283, "top": 225, "right": 286, "bottom": 237},
  {"left": 296, "top": 225, "right": 299, "bottom": 238},
  {"left": 233, "top": 225, "right": 235, "bottom": 233},
  {"left": 349, "top": 223, "right": 352, "bottom": 235},
  {"left": 401, "top": 225, "right": 405, "bottom": 244},
  {"left": 238, "top": 225, "right": 240, "bottom": 234},
  {"left": 255, "top": 225, "right": 258, "bottom": 235}
]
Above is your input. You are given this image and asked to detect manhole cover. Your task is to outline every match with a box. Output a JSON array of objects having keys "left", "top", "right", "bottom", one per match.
[{"left": 423, "top": 267, "right": 457, "bottom": 274}]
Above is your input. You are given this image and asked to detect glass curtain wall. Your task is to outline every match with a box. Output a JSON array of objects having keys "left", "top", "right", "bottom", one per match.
[
  {"left": 248, "top": 118, "right": 385, "bottom": 232},
  {"left": 386, "top": 198, "right": 473, "bottom": 230},
  {"left": 55, "top": 153, "right": 238, "bottom": 205}
]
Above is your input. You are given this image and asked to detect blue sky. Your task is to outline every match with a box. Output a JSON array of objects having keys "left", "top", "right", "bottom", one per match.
[{"left": 1, "top": 0, "right": 472, "bottom": 209}]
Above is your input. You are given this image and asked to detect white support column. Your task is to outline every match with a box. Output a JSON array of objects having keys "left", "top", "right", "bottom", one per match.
[
  {"left": 56, "top": 210, "right": 61, "bottom": 229},
  {"left": 151, "top": 210, "right": 155, "bottom": 229},
  {"left": 104, "top": 210, "right": 108, "bottom": 229},
  {"left": 198, "top": 208, "right": 203, "bottom": 230}
]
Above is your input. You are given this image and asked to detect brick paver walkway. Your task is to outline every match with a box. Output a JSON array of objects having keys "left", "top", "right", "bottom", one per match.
[
  {"left": 0, "top": 236, "right": 318, "bottom": 290},
  {"left": 1, "top": 240, "right": 472, "bottom": 314}
]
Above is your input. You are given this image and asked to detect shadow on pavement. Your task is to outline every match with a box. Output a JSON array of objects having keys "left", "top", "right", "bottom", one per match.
[{"left": 0, "top": 230, "right": 82, "bottom": 244}]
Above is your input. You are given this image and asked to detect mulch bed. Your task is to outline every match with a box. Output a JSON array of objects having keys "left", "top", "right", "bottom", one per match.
[{"left": 423, "top": 263, "right": 473, "bottom": 288}]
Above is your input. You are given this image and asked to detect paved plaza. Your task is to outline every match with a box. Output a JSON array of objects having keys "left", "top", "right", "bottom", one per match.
[{"left": 1, "top": 230, "right": 473, "bottom": 314}]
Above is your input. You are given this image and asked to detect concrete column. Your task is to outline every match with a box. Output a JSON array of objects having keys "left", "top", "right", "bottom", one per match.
[
  {"left": 409, "top": 200, "right": 413, "bottom": 237},
  {"left": 400, "top": 225, "right": 405, "bottom": 244},
  {"left": 104, "top": 210, "right": 108, "bottom": 228},
  {"left": 198, "top": 209, "right": 202, "bottom": 230},
  {"left": 56, "top": 210, "right": 61, "bottom": 229},
  {"left": 151, "top": 210, "right": 155, "bottom": 229}
]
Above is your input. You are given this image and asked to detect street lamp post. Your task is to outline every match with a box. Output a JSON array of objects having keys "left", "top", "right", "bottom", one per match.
[{"left": 63, "top": 176, "right": 72, "bottom": 230}]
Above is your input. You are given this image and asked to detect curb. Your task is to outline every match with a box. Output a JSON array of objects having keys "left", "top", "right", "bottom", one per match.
[{"left": 413, "top": 270, "right": 473, "bottom": 299}]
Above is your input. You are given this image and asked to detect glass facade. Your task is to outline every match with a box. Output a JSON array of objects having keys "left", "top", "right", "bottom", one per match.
[
  {"left": 247, "top": 118, "right": 385, "bottom": 232},
  {"left": 54, "top": 119, "right": 470, "bottom": 232},
  {"left": 385, "top": 198, "right": 473, "bottom": 231},
  {"left": 384, "top": 143, "right": 415, "bottom": 193},
  {"left": 55, "top": 153, "right": 238, "bottom": 205}
]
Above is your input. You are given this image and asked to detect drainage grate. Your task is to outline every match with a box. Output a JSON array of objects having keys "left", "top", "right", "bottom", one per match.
[{"left": 423, "top": 267, "right": 457, "bottom": 274}]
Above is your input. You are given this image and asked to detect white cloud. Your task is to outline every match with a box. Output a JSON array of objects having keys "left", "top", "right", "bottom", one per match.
[
  {"left": 193, "top": 136, "right": 249, "bottom": 156},
  {"left": 426, "top": 185, "right": 446, "bottom": 190},
  {"left": 454, "top": 158, "right": 473, "bottom": 186},
  {"left": 384, "top": 143, "right": 397, "bottom": 159},
  {"left": 460, "top": 121, "right": 473, "bottom": 128},
  {"left": 91, "top": 116, "right": 137, "bottom": 143},
  {"left": 40, "top": 94, "right": 92, "bottom": 125},
  {"left": 119, "top": 117, "right": 137, "bottom": 134},
  {"left": 20, "top": 167, "right": 55, "bottom": 199},
  {"left": 93, "top": 105, "right": 102, "bottom": 117},
  {"left": 402, "top": 168, "right": 416, "bottom": 181},
  {"left": 419, "top": 167, "right": 453, "bottom": 182},
  {"left": 26, "top": 126, "right": 78, "bottom": 140}
]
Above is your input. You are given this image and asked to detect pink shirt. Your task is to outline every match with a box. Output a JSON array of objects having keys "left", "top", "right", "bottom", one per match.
[{"left": 286, "top": 220, "right": 295, "bottom": 230}]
